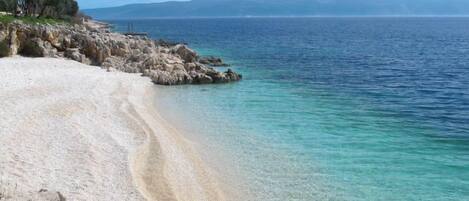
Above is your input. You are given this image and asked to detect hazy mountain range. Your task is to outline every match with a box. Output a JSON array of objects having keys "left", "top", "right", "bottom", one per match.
[
  {"left": 77, "top": 0, "right": 184, "bottom": 9},
  {"left": 83, "top": 0, "right": 469, "bottom": 19}
]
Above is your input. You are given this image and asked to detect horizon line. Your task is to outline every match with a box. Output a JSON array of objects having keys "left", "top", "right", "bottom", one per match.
[{"left": 94, "top": 15, "right": 469, "bottom": 20}]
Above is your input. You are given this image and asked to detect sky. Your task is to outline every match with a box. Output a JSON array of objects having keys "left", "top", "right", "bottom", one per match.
[{"left": 77, "top": 0, "right": 184, "bottom": 9}]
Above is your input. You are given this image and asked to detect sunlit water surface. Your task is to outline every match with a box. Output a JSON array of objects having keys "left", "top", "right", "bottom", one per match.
[{"left": 110, "top": 18, "right": 469, "bottom": 200}]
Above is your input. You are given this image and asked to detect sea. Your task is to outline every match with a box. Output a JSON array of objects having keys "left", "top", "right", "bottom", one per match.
[{"left": 109, "top": 17, "right": 469, "bottom": 201}]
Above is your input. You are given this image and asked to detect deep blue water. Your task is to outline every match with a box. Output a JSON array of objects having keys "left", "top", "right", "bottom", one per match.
[{"left": 110, "top": 18, "right": 469, "bottom": 200}]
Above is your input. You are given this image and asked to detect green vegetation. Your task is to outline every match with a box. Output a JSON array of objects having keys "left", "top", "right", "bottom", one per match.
[
  {"left": 0, "top": 15, "right": 15, "bottom": 23},
  {"left": 0, "top": 40, "right": 10, "bottom": 57},
  {"left": 0, "top": 15, "right": 67, "bottom": 25},
  {"left": 20, "top": 39, "right": 43, "bottom": 57},
  {"left": 0, "top": 0, "right": 16, "bottom": 13},
  {"left": 0, "top": 0, "right": 79, "bottom": 20}
]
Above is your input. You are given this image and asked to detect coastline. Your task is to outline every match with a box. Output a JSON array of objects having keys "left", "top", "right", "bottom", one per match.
[
  {"left": 0, "top": 57, "right": 225, "bottom": 200},
  {"left": 130, "top": 85, "right": 225, "bottom": 201}
]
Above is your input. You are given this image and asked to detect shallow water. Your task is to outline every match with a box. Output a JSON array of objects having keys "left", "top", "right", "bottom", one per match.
[{"left": 110, "top": 18, "right": 469, "bottom": 200}]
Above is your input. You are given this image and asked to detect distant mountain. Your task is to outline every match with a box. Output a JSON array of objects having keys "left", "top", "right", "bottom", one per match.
[{"left": 83, "top": 0, "right": 469, "bottom": 19}]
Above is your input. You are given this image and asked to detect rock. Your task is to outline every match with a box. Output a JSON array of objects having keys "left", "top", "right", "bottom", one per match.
[
  {"left": 143, "top": 46, "right": 153, "bottom": 54},
  {"left": 64, "top": 48, "right": 90, "bottom": 64},
  {"left": 0, "top": 24, "right": 7, "bottom": 41},
  {"left": 42, "top": 28, "right": 61, "bottom": 49},
  {"left": 203, "top": 67, "right": 242, "bottom": 83},
  {"left": 8, "top": 26, "right": 19, "bottom": 55},
  {"left": 155, "top": 39, "right": 180, "bottom": 47},
  {"left": 193, "top": 73, "right": 213, "bottom": 84},
  {"left": 184, "top": 62, "right": 197, "bottom": 71},
  {"left": 148, "top": 69, "right": 192, "bottom": 85},
  {"left": 110, "top": 41, "right": 128, "bottom": 57},
  {"left": 43, "top": 40, "right": 58, "bottom": 57},
  {"left": 143, "top": 55, "right": 163, "bottom": 70},
  {"left": 65, "top": 48, "right": 81, "bottom": 61},
  {"left": 102, "top": 56, "right": 125, "bottom": 70},
  {"left": 172, "top": 44, "right": 197, "bottom": 63},
  {"left": 37, "top": 189, "right": 66, "bottom": 201},
  {"left": 0, "top": 21, "right": 241, "bottom": 85},
  {"left": 225, "top": 68, "right": 242, "bottom": 81},
  {"left": 19, "top": 38, "right": 56, "bottom": 57},
  {"left": 199, "top": 56, "right": 230, "bottom": 66},
  {"left": 212, "top": 72, "right": 229, "bottom": 83},
  {"left": 61, "top": 36, "right": 71, "bottom": 49},
  {"left": 142, "top": 69, "right": 151, "bottom": 76}
]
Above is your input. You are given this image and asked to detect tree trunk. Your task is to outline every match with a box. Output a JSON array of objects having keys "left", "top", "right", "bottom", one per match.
[
  {"left": 38, "top": 6, "right": 47, "bottom": 18},
  {"left": 14, "top": 1, "right": 18, "bottom": 17}
]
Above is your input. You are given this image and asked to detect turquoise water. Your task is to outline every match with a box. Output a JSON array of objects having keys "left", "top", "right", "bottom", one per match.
[{"left": 110, "top": 18, "right": 469, "bottom": 200}]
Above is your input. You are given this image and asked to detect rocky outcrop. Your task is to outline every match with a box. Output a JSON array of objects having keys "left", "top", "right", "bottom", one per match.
[
  {"left": 199, "top": 56, "right": 230, "bottom": 66},
  {"left": 172, "top": 44, "right": 197, "bottom": 63},
  {"left": 0, "top": 20, "right": 241, "bottom": 85}
]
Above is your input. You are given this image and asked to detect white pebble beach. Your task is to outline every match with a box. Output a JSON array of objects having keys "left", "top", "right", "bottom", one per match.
[{"left": 0, "top": 57, "right": 224, "bottom": 201}]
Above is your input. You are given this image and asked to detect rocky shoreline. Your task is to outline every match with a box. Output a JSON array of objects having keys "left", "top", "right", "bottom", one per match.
[{"left": 0, "top": 20, "right": 241, "bottom": 85}]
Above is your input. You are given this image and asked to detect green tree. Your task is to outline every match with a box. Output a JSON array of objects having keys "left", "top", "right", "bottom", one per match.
[
  {"left": 1, "top": 0, "right": 79, "bottom": 19},
  {"left": 39, "top": 0, "right": 79, "bottom": 18},
  {"left": 0, "top": 0, "right": 16, "bottom": 13}
]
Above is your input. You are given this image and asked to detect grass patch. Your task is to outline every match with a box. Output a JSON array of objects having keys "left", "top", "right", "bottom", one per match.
[
  {"left": 0, "top": 15, "right": 68, "bottom": 25},
  {"left": 0, "top": 15, "right": 15, "bottom": 24},
  {"left": 20, "top": 16, "right": 68, "bottom": 25}
]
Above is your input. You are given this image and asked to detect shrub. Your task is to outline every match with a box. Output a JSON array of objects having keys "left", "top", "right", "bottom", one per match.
[
  {"left": 0, "top": 40, "right": 9, "bottom": 57},
  {"left": 0, "top": 15, "right": 15, "bottom": 24},
  {"left": 20, "top": 39, "right": 43, "bottom": 57}
]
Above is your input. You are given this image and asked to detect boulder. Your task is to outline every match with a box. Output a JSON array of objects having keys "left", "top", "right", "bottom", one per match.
[
  {"left": 199, "top": 56, "right": 229, "bottom": 66},
  {"left": 65, "top": 48, "right": 90, "bottom": 64},
  {"left": 64, "top": 48, "right": 81, "bottom": 61},
  {"left": 204, "top": 68, "right": 242, "bottom": 83},
  {"left": 184, "top": 62, "right": 197, "bottom": 71},
  {"left": 225, "top": 68, "right": 242, "bottom": 81},
  {"left": 62, "top": 36, "right": 72, "bottom": 50},
  {"left": 8, "top": 26, "right": 19, "bottom": 55},
  {"left": 42, "top": 27, "right": 61, "bottom": 49},
  {"left": 37, "top": 189, "right": 66, "bottom": 201},
  {"left": 19, "top": 38, "right": 56, "bottom": 57},
  {"left": 193, "top": 73, "right": 213, "bottom": 84},
  {"left": 172, "top": 44, "right": 197, "bottom": 63},
  {"left": 148, "top": 69, "right": 192, "bottom": 85}
]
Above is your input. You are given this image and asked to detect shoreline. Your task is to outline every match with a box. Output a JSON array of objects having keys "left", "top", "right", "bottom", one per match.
[
  {"left": 0, "top": 19, "right": 241, "bottom": 86},
  {"left": 127, "top": 76, "right": 225, "bottom": 201},
  {"left": 0, "top": 57, "right": 225, "bottom": 200}
]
